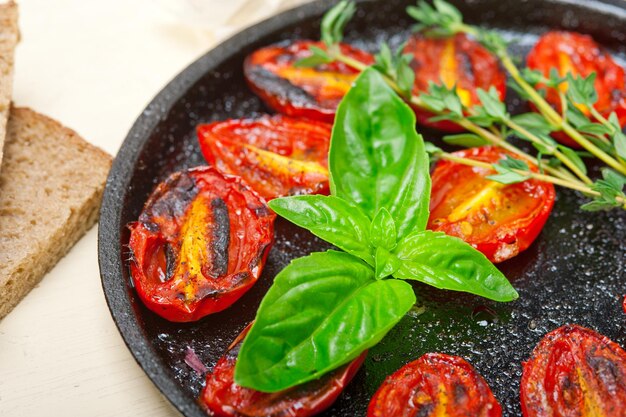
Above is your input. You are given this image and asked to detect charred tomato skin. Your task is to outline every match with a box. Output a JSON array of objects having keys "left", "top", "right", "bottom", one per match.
[
  {"left": 521, "top": 324, "right": 626, "bottom": 417},
  {"left": 244, "top": 40, "right": 374, "bottom": 123},
  {"left": 526, "top": 31, "right": 626, "bottom": 147},
  {"left": 200, "top": 323, "right": 367, "bottom": 417},
  {"left": 427, "top": 146, "right": 555, "bottom": 263},
  {"left": 403, "top": 33, "right": 506, "bottom": 132},
  {"left": 128, "top": 167, "right": 275, "bottom": 322},
  {"left": 197, "top": 115, "right": 331, "bottom": 200},
  {"left": 367, "top": 353, "right": 502, "bottom": 417}
]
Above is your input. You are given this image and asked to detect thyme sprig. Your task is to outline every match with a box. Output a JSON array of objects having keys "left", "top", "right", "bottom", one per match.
[
  {"left": 407, "top": 0, "right": 626, "bottom": 174},
  {"left": 297, "top": 0, "right": 626, "bottom": 210}
]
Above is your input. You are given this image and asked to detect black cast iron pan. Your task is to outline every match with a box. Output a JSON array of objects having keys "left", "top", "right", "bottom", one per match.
[{"left": 98, "top": 0, "right": 626, "bottom": 415}]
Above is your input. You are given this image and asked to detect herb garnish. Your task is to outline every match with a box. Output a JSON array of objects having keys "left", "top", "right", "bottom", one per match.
[
  {"left": 233, "top": 68, "right": 518, "bottom": 393},
  {"left": 300, "top": 0, "right": 626, "bottom": 211}
]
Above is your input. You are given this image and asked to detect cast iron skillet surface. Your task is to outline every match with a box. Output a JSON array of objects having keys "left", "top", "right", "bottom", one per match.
[{"left": 99, "top": 0, "right": 626, "bottom": 415}]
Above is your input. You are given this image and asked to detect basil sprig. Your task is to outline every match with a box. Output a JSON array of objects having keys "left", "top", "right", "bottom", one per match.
[{"left": 234, "top": 68, "right": 518, "bottom": 393}]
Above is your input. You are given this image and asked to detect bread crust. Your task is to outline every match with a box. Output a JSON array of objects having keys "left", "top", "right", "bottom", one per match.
[
  {"left": 0, "top": 106, "right": 112, "bottom": 319},
  {"left": 0, "top": 1, "right": 19, "bottom": 168}
]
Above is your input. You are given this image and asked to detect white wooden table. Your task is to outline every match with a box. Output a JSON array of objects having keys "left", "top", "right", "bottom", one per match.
[{"left": 0, "top": 1, "right": 307, "bottom": 415}]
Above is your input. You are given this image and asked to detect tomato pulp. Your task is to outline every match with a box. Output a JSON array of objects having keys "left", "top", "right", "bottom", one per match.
[
  {"left": 521, "top": 324, "right": 626, "bottom": 417},
  {"left": 197, "top": 115, "right": 331, "bottom": 200},
  {"left": 128, "top": 167, "right": 275, "bottom": 322},
  {"left": 367, "top": 352, "right": 502, "bottom": 417},
  {"left": 428, "top": 146, "right": 555, "bottom": 263},
  {"left": 403, "top": 33, "right": 506, "bottom": 132},
  {"left": 526, "top": 31, "right": 626, "bottom": 147},
  {"left": 200, "top": 323, "right": 367, "bottom": 417},
  {"left": 244, "top": 40, "right": 374, "bottom": 123}
]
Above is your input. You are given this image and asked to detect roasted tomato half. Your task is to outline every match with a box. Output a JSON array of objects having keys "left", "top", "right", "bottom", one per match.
[
  {"left": 200, "top": 323, "right": 367, "bottom": 417},
  {"left": 244, "top": 40, "right": 374, "bottom": 123},
  {"left": 197, "top": 115, "right": 331, "bottom": 200},
  {"left": 521, "top": 324, "right": 626, "bottom": 417},
  {"left": 427, "top": 146, "right": 555, "bottom": 263},
  {"left": 527, "top": 31, "right": 626, "bottom": 147},
  {"left": 128, "top": 167, "right": 275, "bottom": 322},
  {"left": 367, "top": 353, "right": 502, "bottom": 417},
  {"left": 403, "top": 33, "right": 506, "bottom": 132}
]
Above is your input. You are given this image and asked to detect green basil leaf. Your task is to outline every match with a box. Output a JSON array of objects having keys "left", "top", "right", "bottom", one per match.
[
  {"left": 393, "top": 230, "right": 518, "bottom": 302},
  {"left": 234, "top": 250, "right": 416, "bottom": 392},
  {"left": 369, "top": 207, "right": 396, "bottom": 250},
  {"left": 329, "top": 67, "right": 431, "bottom": 238},
  {"left": 375, "top": 246, "right": 400, "bottom": 280},
  {"left": 269, "top": 195, "right": 373, "bottom": 265}
]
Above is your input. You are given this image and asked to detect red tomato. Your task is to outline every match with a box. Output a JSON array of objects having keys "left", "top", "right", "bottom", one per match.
[
  {"left": 367, "top": 353, "right": 502, "bottom": 417},
  {"left": 197, "top": 115, "right": 331, "bottom": 200},
  {"left": 403, "top": 33, "right": 506, "bottom": 132},
  {"left": 526, "top": 31, "right": 626, "bottom": 147},
  {"left": 128, "top": 167, "right": 275, "bottom": 322},
  {"left": 521, "top": 324, "right": 626, "bottom": 417},
  {"left": 200, "top": 323, "right": 367, "bottom": 417},
  {"left": 244, "top": 40, "right": 374, "bottom": 123},
  {"left": 427, "top": 146, "right": 555, "bottom": 263}
]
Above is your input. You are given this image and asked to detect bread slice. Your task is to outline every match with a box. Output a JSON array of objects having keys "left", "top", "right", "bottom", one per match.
[
  {"left": 0, "top": 107, "right": 111, "bottom": 319},
  {"left": 0, "top": 1, "right": 19, "bottom": 168}
]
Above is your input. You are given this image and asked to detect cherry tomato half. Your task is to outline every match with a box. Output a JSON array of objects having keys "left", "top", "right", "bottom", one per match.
[
  {"left": 427, "top": 146, "right": 555, "bottom": 263},
  {"left": 521, "top": 324, "right": 626, "bottom": 417},
  {"left": 197, "top": 115, "right": 331, "bottom": 200},
  {"left": 527, "top": 31, "right": 626, "bottom": 147},
  {"left": 244, "top": 40, "right": 374, "bottom": 123},
  {"left": 403, "top": 33, "right": 506, "bottom": 132},
  {"left": 200, "top": 323, "right": 367, "bottom": 417},
  {"left": 128, "top": 167, "right": 275, "bottom": 322},
  {"left": 367, "top": 353, "right": 502, "bottom": 417}
]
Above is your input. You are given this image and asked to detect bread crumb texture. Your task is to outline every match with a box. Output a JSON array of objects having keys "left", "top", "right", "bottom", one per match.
[
  {"left": 0, "top": 1, "right": 19, "bottom": 168},
  {"left": 0, "top": 107, "right": 112, "bottom": 318}
]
